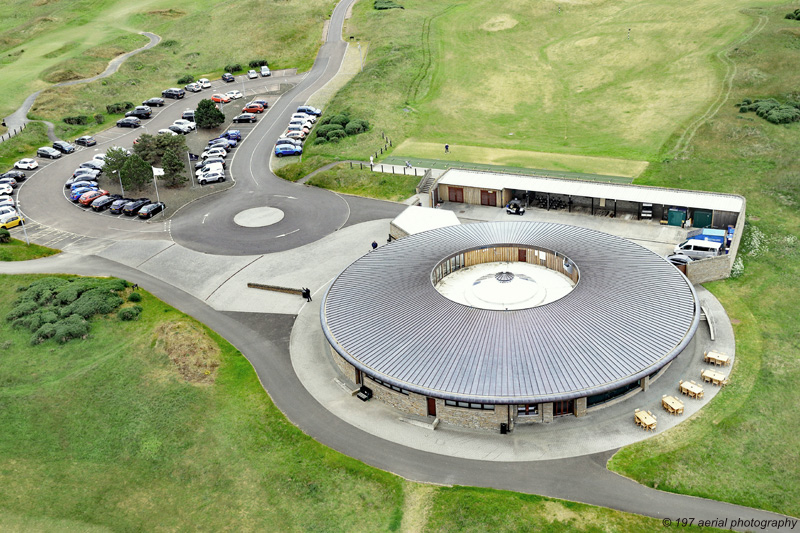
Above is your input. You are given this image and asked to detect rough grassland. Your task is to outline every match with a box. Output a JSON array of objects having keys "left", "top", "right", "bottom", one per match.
[
  {"left": 300, "top": 0, "right": 776, "bottom": 172},
  {"left": 0, "top": 238, "right": 59, "bottom": 261},
  {"left": 609, "top": 5, "right": 800, "bottom": 517}
]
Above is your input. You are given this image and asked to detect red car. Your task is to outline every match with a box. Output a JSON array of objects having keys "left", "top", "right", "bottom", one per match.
[
  {"left": 242, "top": 103, "right": 265, "bottom": 113},
  {"left": 211, "top": 94, "right": 231, "bottom": 103},
  {"left": 79, "top": 189, "right": 108, "bottom": 206}
]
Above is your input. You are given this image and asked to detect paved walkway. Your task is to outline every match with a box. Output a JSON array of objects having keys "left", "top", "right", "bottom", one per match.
[{"left": 1, "top": 32, "right": 160, "bottom": 144}]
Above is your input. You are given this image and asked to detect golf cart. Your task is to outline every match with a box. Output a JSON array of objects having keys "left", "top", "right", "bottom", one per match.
[{"left": 506, "top": 198, "right": 525, "bottom": 216}]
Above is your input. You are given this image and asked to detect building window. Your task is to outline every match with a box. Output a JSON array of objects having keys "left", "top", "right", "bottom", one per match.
[
  {"left": 368, "top": 375, "right": 409, "bottom": 395},
  {"left": 518, "top": 404, "right": 538, "bottom": 415},
  {"left": 444, "top": 400, "right": 494, "bottom": 410}
]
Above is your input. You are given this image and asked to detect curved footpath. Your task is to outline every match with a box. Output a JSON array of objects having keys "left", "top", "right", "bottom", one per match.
[
  {"left": 1, "top": 32, "right": 161, "bottom": 142},
  {"left": 0, "top": 251, "right": 794, "bottom": 532}
]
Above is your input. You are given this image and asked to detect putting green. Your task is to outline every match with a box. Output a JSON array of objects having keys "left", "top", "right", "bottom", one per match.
[{"left": 393, "top": 140, "right": 648, "bottom": 177}]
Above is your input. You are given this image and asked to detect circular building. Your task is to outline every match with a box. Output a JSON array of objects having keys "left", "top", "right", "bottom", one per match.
[{"left": 321, "top": 221, "right": 699, "bottom": 431}]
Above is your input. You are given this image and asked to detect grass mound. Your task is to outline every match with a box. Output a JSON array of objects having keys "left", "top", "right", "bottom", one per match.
[{"left": 153, "top": 321, "right": 221, "bottom": 385}]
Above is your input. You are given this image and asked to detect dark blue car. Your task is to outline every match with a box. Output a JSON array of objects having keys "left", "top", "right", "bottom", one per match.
[
  {"left": 274, "top": 144, "right": 302, "bottom": 157},
  {"left": 70, "top": 186, "right": 97, "bottom": 201},
  {"left": 220, "top": 130, "right": 241, "bottom": 141}
]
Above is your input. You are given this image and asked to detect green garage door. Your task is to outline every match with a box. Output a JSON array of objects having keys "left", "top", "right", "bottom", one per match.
[
  {"left": 693, "top": 209, "right": 713, "bottom": 228},
  {"left": 668, "top": 209, "right": 686, "bottom": 227}
]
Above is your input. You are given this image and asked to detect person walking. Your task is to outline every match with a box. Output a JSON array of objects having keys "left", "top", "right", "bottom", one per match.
[
  {"left": 369, "top": 155, "right": 374, "bottom": 168},
  {"left": 444, "top": 144, "right": 449, "bottom": 154},
  {"left": 302, "top": 288, "right": 312, "bottom": 302},
  {"left": 371, "top": 240, "right": 378, "bottom": 251}
]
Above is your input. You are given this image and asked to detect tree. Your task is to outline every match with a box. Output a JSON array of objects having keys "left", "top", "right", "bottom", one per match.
[
  {"left": 102, "top": 147, "right": 129, "bottom": 186},
  {"left": 133, "top": 133, "right": 186, "bottom": 167},
  {"left": 161, "top": 148, "right": 187, "bottom": 188},
  {"left": 121, "top": 154, "right": 153, "bottom": 192},
  {"left": 195, "top": 99, "right": 225, "bottom": 129}
]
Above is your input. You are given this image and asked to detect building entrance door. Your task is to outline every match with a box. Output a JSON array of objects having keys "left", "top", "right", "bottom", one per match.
[
  {"left": 427, "top": 398, "right": 437, "bottom": 417},
  {"left": 554, "top": 400, "right": 574, "bottom": 417},
  {"left": 518, "top": 249, "right": 527, "bottom": 262},
  {"left": 480, "top": 190, "right": 497, "bottom": 206},
  {"left": 448, "top": 187, "right": 464, "bottom": 203}
]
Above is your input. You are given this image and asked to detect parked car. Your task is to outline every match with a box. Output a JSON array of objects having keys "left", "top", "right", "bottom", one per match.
[
  {"left": 0, "top": 184, "right": 13, "bottom": 196},
  {"left": 161, "top": 88, "right": 185, "bottom": 99},
  {"left": 185, "top": 82, "right": 202, "bottom": 92},
  {"left": 198, "top": 78, "right": 211, "bottom": 89},
  {"left": 70, "top": 186, "right": 98, "bottom": 201},
  {"left": 195, "top": 157, "right": 226, "bottom": 170},
  {"left": 0, "top": 177, "right": 17, "bottom": 189},
  {"left": 232, "top": 113, "right": 257, "bottom": 124},
  {"left": 125, "top": 106, "right": 152, "bottom": 119},
  {"left": 250, "top": 99, "right": 269, "bottom": 109},
  {"left": 14, "top": 159, "right": 38, "bottom": 170},
  {"left": 52, "top": 141, "right": 75, "bottom": 154},
  {"left": 286, "top": 124, "right": 310, "bottom": 135},
  {"left": 80, "top": 160, "right": 104, "bottom": 171},
  {"left": 201, "top": 147, "right": 228, "bottom": 159},
  {"left": 0, "top": 211, "right": 24, "bottom": 230},
  {"left": 225, "top": 90, "right": 243, "bottom": 100},
  {"left": 92, "top": 154, "right": 106, "bottom": 163},
  {"left": 276, "top": 137, "right": 302, "bottom": 147},
  {"left": 70, "top": 167, "right": 100, "bottom": 180},
  {"left": 173, "top": 119, "right": 196, "bottom": 131},
  {"left": 122, "top": 198, "right": 151, "bottom": 216},
  {"left": 74, "top": 136, "right": 97, "bottom": 147},
  {"left": 221, "top": 73, "right": 235, "bottom": 82},
  {"left": 198, "top": 170, "right": 225, "bottom": 185},
  {"left": 260, "top": 66, "right": 271, "bottom": 77},
  {"left": 289, "top": 119, "right": 314, "bottom": 129},
  {"left": 208, "top": 137, "right": 237, "bottom": 149},
  {"left": 116, "top": 117, "right": 141, "bottom": 128},
  {"left": 211, "top": 93, "right": 231, "bottom": 104},
  {"left": 196, "top": 161, "right": 224, "bottom": 175},
  {"left": 157, "top": 128, "right": 179, "bottom": 136},
  {"left": 247, "top": 69, "right": 258, "bottom": 79},
  {"left": 297, "top": 105, "right": 322, "bottom": 116},
  {"left": 69, "top": 180, "right": 99, "bottom": 190},
  {"left": 168, "top": 124, "right": 191, "bottom": 135},
  {"left": 0, "top": 196, "right": 14, "bottom": 209},
  {"left": 283, "top": 131, "right": 306, "bottom": 141},
  {"left": 91, "top": 194, "right": 122, "bottom": 211},
  {"left": 275, "top": 144, "right": 303, "bottom": 157},
  {"left": 242, "top": 103, "right": 264, "bottom": 113},
  {"left": 220, "top": 130, "right": 242, "bottom": 141},
  {"left": 34, "top": 147, "right": 60, "bottom": 160},
  {"left": 1, "top": 170, "right": 27, "bottom": 182},
  {"left": 0, "top": 205, "right": 18, "bottom": 218},
  {"left": 143, "top": 97, "right": 165, "bottom": 107},
  {"left": 109, "top": 198, "right": 135, "bottom": 214},
  {"left": 79, "top": 189, "right": 108, "bottom": 206},
  {"left": 137, "top": 202, "right": 165, "bottom": 219},
  {"left": 291, "top": 113, "right": 317, "bottom": 124},
  {"left": 182, "top": 110, "right": 195, "bottom": 121},
  {"left": 666, "top": 253, "right": 694, "bottom": 266}
]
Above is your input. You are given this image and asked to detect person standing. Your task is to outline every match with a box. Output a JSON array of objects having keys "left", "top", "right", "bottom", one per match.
[
  {"left": 369, "top": 155, "right": 374, "bottom": 168},
  {"left": 371, "top": 240, "right": 378, "bottom": 251},
  {"left": 302, "top": 288, "right": 312, "bottom": 302},
  {"left": 445, "top": 144, "right": 449, "bottom": 154}
]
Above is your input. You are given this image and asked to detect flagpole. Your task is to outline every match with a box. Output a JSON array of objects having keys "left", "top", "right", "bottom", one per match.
[{"left": 187, "top": 152, "right": 197, "bottom": 189}]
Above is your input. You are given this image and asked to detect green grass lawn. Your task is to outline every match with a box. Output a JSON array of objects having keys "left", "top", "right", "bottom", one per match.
[
  {"left": 306, "top": 163, "right": 419, "bottom": 202},
  {"left": 608, "top": 6, "right": 800, "bottom": 517},
  {"left": 1, "top": 0, "right": 337, "bottom": 135},
  {"left": 0, "top": 122, "right": 50, "bottom": 170},
  {"left": 0, "top": 237, "right": 59, "bottom": 261}
]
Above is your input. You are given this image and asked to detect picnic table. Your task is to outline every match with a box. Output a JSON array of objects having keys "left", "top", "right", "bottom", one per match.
[
  {"left": 662, "top": 395, "right": 684, "bottom": 415},
  {"left": 704, "top": 350, "right": 731, "bottom": 366},
  {"left": 701, "top": 368, "right": 728, "bottom": 386},
  {"left": 634, "top": 409, "right": 657, "bottom": 431},
  {"left": 679, "top": 380, "right": 704, "bottom": 399}
]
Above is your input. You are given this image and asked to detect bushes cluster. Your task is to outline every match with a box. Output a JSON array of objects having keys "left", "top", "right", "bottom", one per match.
[
  {"left": 786, "top": 9, "right": 800, "bottom": 19},
  {"left": 0, "top": 228, "right": 10, "bottom": 243},
  {"left": 106, "top": 102, "right": 135, "bottom": 114},
  {"left": 374, "top": 0, "right": 404, "bottom": 9},
  {"left": 94, "top": 113, "right": 105, "bottom": 124},
  {"left": 177, "top": 74, "right": 194, "bottom": 84},
  {"left": 248, "top": 59, "right": 269, "bottom": 68},
  {"left": 5, "top": 277, "right": 134, "bottom": 345},
  {"left": 314, "top": 113, "right": 370, "bottom": 144},
  {"left": 223, "top": 63, "right": 243, "bottom": 73},
  {"left": 117, "top": 305, "right": 142, "bottom": 321},
  {"left": 737, "top": 98, "right": 800, "bottom": 124},
  {"left": 128, "top": 292, "right": 142, "bottom": 302},
  {"left": 63, "top": 115, "right": 89, "bottom": 125}
]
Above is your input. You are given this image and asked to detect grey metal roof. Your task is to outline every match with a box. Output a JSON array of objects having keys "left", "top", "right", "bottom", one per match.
[
  {"left": 437, "top": 169, "right": 744, "bottom": 213},
  {"left": 321, "top": 221, "right": 699, "bottom": 404}
]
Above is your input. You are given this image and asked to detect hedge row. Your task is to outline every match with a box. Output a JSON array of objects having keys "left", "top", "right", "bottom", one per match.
[
  {"left": 737, "top": 98, "right": 800, "bottom": 124},
  {"left": 314, "top": 113, "right": 370, "bottom": 144}
]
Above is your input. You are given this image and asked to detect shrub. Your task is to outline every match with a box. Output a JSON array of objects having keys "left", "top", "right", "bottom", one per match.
[
  {"left": 328, "top": 129, "right": 347, "bottom": 141},
  {"left": 94, "top": 113, "right": 105, "bottom": 124},
  {"left": 316, "top": 123, "right": 345, "bottom": 139},
  {"left": 128, "top": 291, "right": 142, "bottom": 302},
  {"left": 318, "top": 115, "right": 332, "bottom": 126},
  {"left": 0, "top": 228, "right": 9, "bottom": 243},
  {"left": 117, "top": 305, "right": 142, "bottom": 321},
  {"left": 329, "top": 114, "right": 351, "bottom": 126},
  {"left": 60, "top": 287, "right": 123, "bottom": 318},
  {"left": 223, "top": 63, "right": 243, "bottom": 73},
  {"left": 54, "top": 314, "right": 90, "bottom": 343},
  {"left": 161, "top": 39, "right": 179, "bottom": 47},
  {"left": 30, "top": 322, "right": 57, "bottom": 345},
  {"left": 345, "top": 121, "right": 365, "bottom": 135},
  {"left": 314, "top": 137, "right": 327, "bottom": 145},
  {"left": 248, "top": 59, "right": 269, "bottom": 68},
  {"left": 374, "top": 0, "right": 404, "bottom": 9},
  {"left": 177, "top": 74, "right": 194, "bottom": 84},
  {"left": 63, "top": 115, "right": 89, "bottom": 125},
  {"left": 7, "top": 301, "right": 40, "bottom": 321},
  {"left": 106, "top": 102, "right": 135, "bottom": 114}
]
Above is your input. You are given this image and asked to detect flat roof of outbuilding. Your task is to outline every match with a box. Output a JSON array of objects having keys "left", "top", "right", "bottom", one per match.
[
  {"left": 437, "top": 169, "right": 744, "bottom": 213},
  {"left": 322, "top": 221, "right": 700, "bottom": 404}
]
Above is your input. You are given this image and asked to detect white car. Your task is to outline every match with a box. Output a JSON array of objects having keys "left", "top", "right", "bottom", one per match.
[
  {"left": 157, "top": 128, "right": 179, "bottom": 136},
  {"left": 198, "top": 78, "right": 211, "bottom": 89},
  {"left": 247, "top": 70, "right": 257, "bottom": 79},
  {"left": 0, "top": 184, "right": 12, "bottom": 195},
  {"left": 0, "top": 205, "right": 17, "bottom": 218},
  {"left": 276, "top": 137, "right": 303, "bottom": 147},
  {"left": 284, "top": 131, "right": 306, "bottom": 141},
  {"left": 93, "top": 153, "right": 106, "bottom": 162},
  {"left": 291, "top": 113, "right": 317, "bottom": 124},
  {"left": 14, "top": 158, "right": 38, "bottom": 170},
  {"left": 201, "top": 147, "right": 228, "bottom": 159},
  {"left": 225, "top": 90, "right": 243, "bottom": 100},
  {"left": 198, "top": 170, "right": 225, "bottom": 185},
  {"left": 173, "top": 119, "right": 196, "bottom": 131},
  {"left": 196, "top": 162, "right": 224, "bottom": 176},
  {"left": 0, "top": 195, "right": 14, "bottom": 209}
]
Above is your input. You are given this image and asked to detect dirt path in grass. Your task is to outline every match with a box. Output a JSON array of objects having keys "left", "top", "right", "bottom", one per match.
[{"left": 0, "top": 32, "right": 161, "bottom": 144}]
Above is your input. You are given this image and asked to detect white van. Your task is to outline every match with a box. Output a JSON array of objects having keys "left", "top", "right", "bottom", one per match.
[
  {"left": 673, "top": 239, "right": 723, "bottom": 260},
  {"left": 260, "top": 66, "right": 271, "bottom": 77},
  {"left": 195, "top": 162, "right": 224, "bottom": 177}
]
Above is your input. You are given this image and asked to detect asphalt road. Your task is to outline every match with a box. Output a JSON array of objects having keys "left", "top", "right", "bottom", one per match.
[{"left": 2, "top": 253, "right": 793, "bottom": 532}]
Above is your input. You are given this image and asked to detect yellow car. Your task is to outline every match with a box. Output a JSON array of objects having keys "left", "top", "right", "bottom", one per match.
[{"left": 0, "top": 211, "right": 24, "bottom": 229}]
